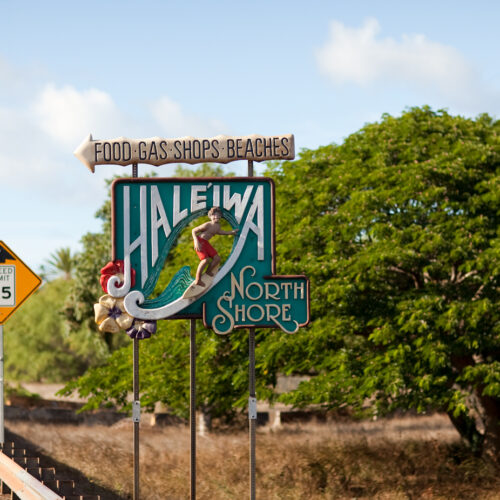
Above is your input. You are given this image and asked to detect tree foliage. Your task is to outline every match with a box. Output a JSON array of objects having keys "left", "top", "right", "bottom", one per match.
[
  {"left": 65, "top": 176, "right": 131, "bottom": 351},
  {"left": 266, "top": 107, "right": 500, "bottom": 461},
  {"left": 5, "top": 279, "right": 109, "bottom": 382},
  {"left": 40, "top": 247, "right": 77, "bottom": 281}
]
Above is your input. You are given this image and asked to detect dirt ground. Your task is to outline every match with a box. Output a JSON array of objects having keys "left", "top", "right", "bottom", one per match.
[{"left": 6, "top": 413, "right": 500, "bottom": 500}]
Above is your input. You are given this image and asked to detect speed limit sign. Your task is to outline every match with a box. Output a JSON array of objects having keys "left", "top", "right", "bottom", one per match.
[
  {"left": 0, "top": 241, "right": 40, "bottom": 324},
  {"left": 0, "top": 266, "right": 15, "bottom": 307}
]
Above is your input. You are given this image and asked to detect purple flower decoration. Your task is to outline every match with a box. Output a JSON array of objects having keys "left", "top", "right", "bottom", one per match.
[{"left": 126, "top": 319, "right": 157, "bottom": 340}]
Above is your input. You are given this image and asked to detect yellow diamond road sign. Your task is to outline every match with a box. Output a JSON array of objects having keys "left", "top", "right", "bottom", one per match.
[{"left": 0, "top": 241, "right": 41, "bottom": 324}]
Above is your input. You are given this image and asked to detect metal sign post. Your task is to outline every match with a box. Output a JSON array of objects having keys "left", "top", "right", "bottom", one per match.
[
  {"left": 249, "top": 326, "right": 256, "bottom": 500},
  {"left": 190, "top": 319, "right": 196, "bottom": 500},
  {"left": 247, "top": 160, "right": 257, "bottom": 500},
  {"left": 0, "top": 324, "right": 4, "bottom": 445},
  {"left": 131, "top": 162, "right": 140, "bottom": 500},
  {"left": 133, "top": 337, "right": 140, "bottom": 500}
]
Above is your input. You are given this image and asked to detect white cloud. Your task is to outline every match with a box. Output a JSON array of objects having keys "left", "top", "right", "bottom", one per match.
[
  {"left": 0, "top": 87, "right": 123, "bottom": 210},
  {"left": 150, "top": 96, "right": 227, "bottom": 137},
  {"left": 316, "top": 18, "right": 476, "bottom": 99},
  {"left": 0, "top": 78, "right": 231, "bottom": 205},
  {"left": 33, "top": 84, "right": 123, "bottom": 147}
]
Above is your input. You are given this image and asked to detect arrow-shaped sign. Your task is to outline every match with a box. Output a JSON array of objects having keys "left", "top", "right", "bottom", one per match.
[{"left": 74, "top": 133, "right": 295, "bottom": 172}]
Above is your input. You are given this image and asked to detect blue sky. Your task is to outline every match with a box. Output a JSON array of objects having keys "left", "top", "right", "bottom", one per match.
[{"left": 1, "top": 0, "right": 500, "bottom": 272}]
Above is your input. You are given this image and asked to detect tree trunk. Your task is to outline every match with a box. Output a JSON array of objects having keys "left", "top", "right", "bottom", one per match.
[
  {"left": 197, "top": 408, "right": 212, "bottom": 436},
  {"left": 477, "top": 394, "right": 500, "bottom": 465},
  {"left": 447, "top": 410, "right": 483, "bottom": 455},
  {"left": 447, "top": 394, "right": 500, "bottom": 465}
]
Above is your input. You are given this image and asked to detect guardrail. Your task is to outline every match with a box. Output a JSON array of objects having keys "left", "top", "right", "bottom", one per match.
[{"left": 0, "top": 450, "right": 62, "bottom": 500}]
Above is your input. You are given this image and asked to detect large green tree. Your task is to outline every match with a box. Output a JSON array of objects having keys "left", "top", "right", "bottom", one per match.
[{"left": 266, "top": 107, "right": 500, "bottom": 462}]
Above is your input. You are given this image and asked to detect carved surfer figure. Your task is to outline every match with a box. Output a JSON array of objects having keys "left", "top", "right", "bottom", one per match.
[{"left": 192, "top": 206, "right": 238, "bottom": 287}]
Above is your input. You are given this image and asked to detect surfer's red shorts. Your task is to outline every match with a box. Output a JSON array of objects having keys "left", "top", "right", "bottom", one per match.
[{"left": 195, "top": 237, "right": 218, "bottom": 260}]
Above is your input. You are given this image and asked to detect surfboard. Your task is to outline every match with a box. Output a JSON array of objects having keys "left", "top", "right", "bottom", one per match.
[{"left": 182, "top": 266, "right": 219, "bottom": 299}]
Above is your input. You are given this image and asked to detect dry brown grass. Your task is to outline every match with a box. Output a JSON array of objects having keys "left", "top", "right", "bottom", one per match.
[{"left": 6, "top": 414, "right": 500, "bottom": 499}]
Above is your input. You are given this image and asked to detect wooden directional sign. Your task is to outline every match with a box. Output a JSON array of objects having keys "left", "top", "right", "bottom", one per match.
[
  {"left": 0, "top": 241, "right": 41, "bottom": 324},
  {"left": 74, "top": 133, "right": 295, "bottom": 172}
]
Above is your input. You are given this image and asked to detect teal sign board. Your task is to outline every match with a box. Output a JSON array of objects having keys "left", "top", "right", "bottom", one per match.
[{"left": 110, "top": 177, "right": 309, "bottom": 334}]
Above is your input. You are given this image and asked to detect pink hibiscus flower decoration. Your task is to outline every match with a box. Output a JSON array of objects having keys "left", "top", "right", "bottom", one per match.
[{"left": 100, "top": 260, "right": 136, "bottom": 293}]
